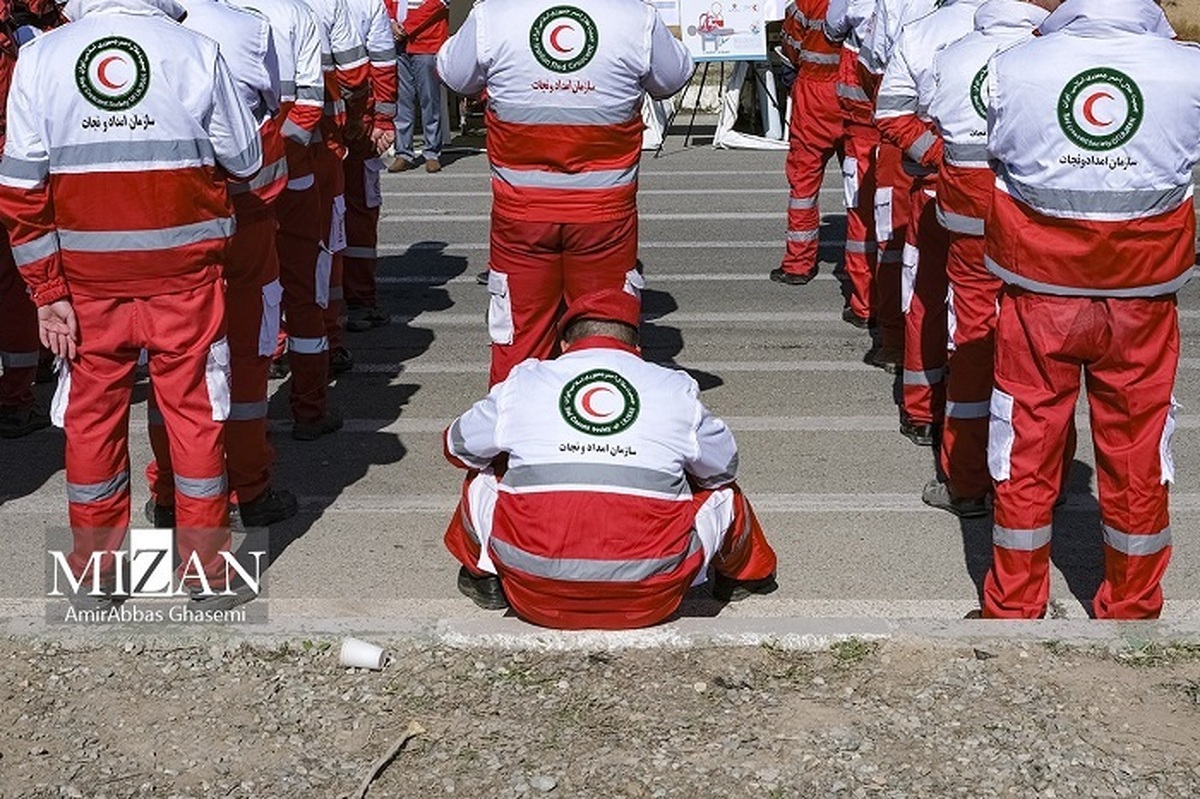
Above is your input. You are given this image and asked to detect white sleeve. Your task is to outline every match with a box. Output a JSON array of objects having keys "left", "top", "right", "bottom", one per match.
[
  {"left": 330, "top": 0, "right": 368, "bottom": 70},
  {"left": 367, "top": 0, "right": 397, "bottom": 67},
  {"left": 686, "top": 402, "right": 740, "bottom": 489},
  {"left": 437, "top": 8, "right": 488, "bottom": 95},
  {"left": 295, "top": 5, "right": 325, "bottom": 104},
  {"left": 209, "top": 51, "right": 263, "bottom": 178},
  {"left": 825, "top": 0, "right": 850, "bottom": 43},
  {"left": 260, "top": 23, "right": 283, "bottom": 116},
  {"left": 874, "top": 34, "right": 918, "bottom": 119},
  {"left": 642, "top": 10, "right": 693, "bottom": 99},
  {"left": 445, "top": 384, "right": 505, "bottom": 469}
]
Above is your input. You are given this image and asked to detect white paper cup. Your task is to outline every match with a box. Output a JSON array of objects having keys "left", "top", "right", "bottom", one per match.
[{"left": 340, "top": 637, "right": 387, "bottom": 670}]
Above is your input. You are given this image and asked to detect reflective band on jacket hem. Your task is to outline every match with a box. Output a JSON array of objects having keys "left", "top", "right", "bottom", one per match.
[
  {"left": 1103, "top": 524, "right": 1171, "bottom": 557},
  {"left": 280, "top": 80, "right": 297, "bottom": 97},
  {"left": 903, "top": 368, "right": 945, "bottom": 386},
  {"left": 281, "top": 119, "right": 313, "bottom": 147},
  {"left": 228, "top": 400, "right": 269, "bottom": 421},
  {"left": 488, "top": 101, "right": 639, "bottom": 126},
  {"left": 67, "top": 470, "right": 130, "bottom": 504},
  {"left": 875, "top": 94, "right": 917, "bottom": 113},
  {"left": 786, "top": 229, "right": 819, "bottom": 242},
  {"left": 1000, "top": 170, "right": 1192, "bottom": 219},
  {"left": 946, "top": 400, "right": 990, "bottom": 419},
  {"left": 491, "top": 164, "right": 637, "bottom": 190},
  {"left": 11, "top": 232, "right": 60, "bottom": 266},
  {"left": 368, "top": 48, "right": 396, "bottom": 63},
  {"left": 789, "top": 195, "right": 817, "bottom": 210},
  {"left": 176, "top": 473, "right": 228, "bottom": 500},
  {"left": 994, "top": 524, "right": 1052, "bottom": 551},
  {"left": 943, "top": 141, "right": 989, "bottom": 166},
  {"left": 59, "top": 219, "right": 234, "bottom": 253},
  {"left": 51, "top": 139, "right": 215, "bottom": 170},
  {"left": 0, "top": 155, "right": 48, "bottom": 185},
  {"left": 503, "top": 463, "right": 688, "bottom": 498},
  {"left": 296, "top": 85, "right": 323, "bottom": 102},
  {"left": 230, "top": 157, "right": 288, "bottom": 194},
  {"left": 225, "top": 143, "right": 261, "bottom": 177},
  {"left": 937, "top": 207, "right": 984, "bottom": 236},
  {"left": 0, "top": 350, "right": 39, "bottom": 369},
  {"left": 332, "top": 46, "right": 368, "bottom": 65},
  {"left": 836, "top": 84, "right": 869, "bottom": 103},
  {"left": 985, "top": 256, "right": 1194, "bottom": 298},
  {"left": 489, "top": 532, "right": 703, "bottom": 582},
  {"left": 287, "top": 174, "right": 316, "bottom": 191},
  {"left": 288, "top": 336, "right": 329, "bottom": 354}
]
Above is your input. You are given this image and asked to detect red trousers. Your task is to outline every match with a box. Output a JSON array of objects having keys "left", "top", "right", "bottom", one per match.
[
  {"left": 342, "top": 152, "right": 384, "bottom": 310},
  {"left": 782, "top": 78, "right": 843, "bottom": 277},
  {"left": 148, "top": 210, "right": 281, "bottom": 507},
  {"left": 445, "top": 472, "right": 778, "bottom": 630},
  {"left": 276, "top": 180, "right": 328, "bottom": 424},
  {"left": 901, "top": 180, "right": 949, "bottom": 426},
  {"left": 983, "top": 290, "right": 1178, "bottom": 620},
  {"left": 487, "top": 212, "right": 639, "bottom": 386},
  {"left": 939, "top": 232, "right": 1001, "bottom": 499},
  {"left": 0, "top": 232, "right": 38, "bottom": 411},
  {"left": 314, "top": 146, "right": 347, "bottom": 351},
  {"left": 874, "top": 144, "right": 911, "bottom": 353},
  {"left": 842, "top": 122, "right": 878, "bottom": 320},
  {"left": 58, "top": 281, "right": 230, "bottom": 586}
]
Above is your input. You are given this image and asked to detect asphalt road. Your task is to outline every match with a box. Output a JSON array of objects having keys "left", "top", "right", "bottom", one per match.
[{"left": 4, "top": 135, "right": 1200, "bottom": 632}]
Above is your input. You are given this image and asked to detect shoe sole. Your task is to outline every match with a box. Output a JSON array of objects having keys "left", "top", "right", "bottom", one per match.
[
  {"left": 901, "top": 430, "right": 935, "bottom": 447},
  {"left": 921, "top": 497, "right": 990, "bottom": 519},
  {"left": 770, "top": 273, "right": 814, "bottom": 286}
]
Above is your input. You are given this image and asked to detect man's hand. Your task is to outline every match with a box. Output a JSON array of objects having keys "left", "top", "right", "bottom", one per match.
[
  {"left": 38, "top": 299, "right": 78, "bottom": 360},
  {"left": 390, "top": 19, "right": 406, "bottom": 43},
  {"left": 371, "top": 127, "right": 396, "bottom": 155}
]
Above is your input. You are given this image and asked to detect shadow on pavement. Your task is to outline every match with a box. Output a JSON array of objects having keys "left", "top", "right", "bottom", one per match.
[
  {"left": 640, "top": 286, "right": 723, "bottom": 391},
  {"left": 1050, "top": 460, "right": 1103, "bottom": 618}
]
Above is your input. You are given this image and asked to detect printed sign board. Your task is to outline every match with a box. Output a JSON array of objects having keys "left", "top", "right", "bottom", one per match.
[{"left": 679, "top": 0, "right": 767, "bottom": 62}]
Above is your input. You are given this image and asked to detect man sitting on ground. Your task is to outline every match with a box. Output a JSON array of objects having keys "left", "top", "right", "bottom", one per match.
[{"left": 440, "top": 289, "right": 778, "bottom": 630}]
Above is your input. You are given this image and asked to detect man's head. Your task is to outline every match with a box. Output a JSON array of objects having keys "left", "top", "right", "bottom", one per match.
[{"left": 559, "top": 289, "right": 641, "bottom": 350}]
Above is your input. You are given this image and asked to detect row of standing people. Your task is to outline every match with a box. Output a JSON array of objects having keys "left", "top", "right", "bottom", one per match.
[{"left": 778, "top": 0, "right": 1200, "bottom": 619}]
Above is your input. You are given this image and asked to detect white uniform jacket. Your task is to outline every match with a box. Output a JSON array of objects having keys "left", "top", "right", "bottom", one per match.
[{"left": 985, "top": 0, "right": 1200, "bottom": 297}]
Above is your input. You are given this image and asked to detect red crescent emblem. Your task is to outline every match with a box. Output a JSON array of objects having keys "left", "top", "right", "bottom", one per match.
[
  {"left": 97, "top": 55, "right": 129, "bottom": 91},
  {"left": 1082, "top": 91, "right": 1114, "bottom": 127},
  {"left": 580, "top": 386, "right": 615, "bottom": 418},
  {"left": 549, "top": 24, "right": 575, "bottom": 54}
]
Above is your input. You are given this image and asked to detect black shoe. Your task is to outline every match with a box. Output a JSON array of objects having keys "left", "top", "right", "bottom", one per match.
[
  {"left": 900, "top": 417, "right": 937, "bottom": 447},
  {"left": 457, "top": 566, "right": 508, "bottom": 610},
  {"left": 144, "top": 498, "right": 176, "bottom": 528},
  {"left": 269, "top": 356, "right": 290, "bottom": 380},
  {"left": 234, "top": 487, "right": 298, "bottom": 528},
  {"left": 0, "top": 406, "right": 50, "bottom": 439},
  {"left": 769, "top": 267, "right": 815, "bottom": 286},
  {"left": 475, "top": 270, "right": 489, "bottom": 286},
  {"left": 713, "top": 573, "right": 779, "bottom": 603},
  {"left": 865, "top": 345, "right": 903, "bottom": 375},
  {"left": 292, "top": 407, "right": 344, "bottom": 441},
  {"left": 921, "top": 478, "right": 990, "bottom": 519},
  {"left": 841, "top": 307, "right": 874, "bottom": 330},
  {"left": 329, "top": 347, "right": 354, "bottom": 375}
]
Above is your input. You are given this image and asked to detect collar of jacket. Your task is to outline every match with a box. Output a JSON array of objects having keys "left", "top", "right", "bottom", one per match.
[
  {"left": 63, "top": 0, "right": 185, "bottom": 23},
  {"left": 561, "top": 336, "right": 641, "bottom": 358},
  {"left": 1037, "top": 0, "right": 1175, "bottom": 38},
  {"left": 973, "top": 0, "right": 1048, "bottom": 33}
]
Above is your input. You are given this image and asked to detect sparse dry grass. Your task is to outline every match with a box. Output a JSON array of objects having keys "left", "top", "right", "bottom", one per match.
[{"left": 1164, "top": 0, "right": 1200, "bottom": 41}]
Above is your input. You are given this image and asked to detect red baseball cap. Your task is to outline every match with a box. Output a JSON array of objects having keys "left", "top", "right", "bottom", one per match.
[{"left": 559, "top": 289, "right": 642, "bottom": 335}]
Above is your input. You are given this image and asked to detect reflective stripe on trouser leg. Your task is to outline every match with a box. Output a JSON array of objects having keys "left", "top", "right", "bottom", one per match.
[
  {"left": 901, "top": 184, "right": 949, "bottom": 426},
  {"left": 488, "top": 213, "right": 637, "bottom": 386},
  {"left": 782, "top": 78, "right": 843, "bottom": 276},
  {"left": 873, "top": 144, "right": 911, "bottom": 352},
  {"left": 1087, "top": 296, "right": 1178, "bottom": 620},
  {"left": 0, "top": 234, "right": 38, "bottom": 409},
  {"left": 842, "top": 127, "right": 878, "bottom": 320},
  {"left": 938, "top": 233, "right": 1002, "bottom": 500},
  {"left": 342, "top": 150, "right": 381, "bottom": 308},
  {"left": 276, "top": 183, "right": 329, "bottom": 424},
  {"left": 314, "top": 146, "right": 347, "bottom": 349},
  {"left": 983, "top": 290, "right": 1084, "bottom": 619}
]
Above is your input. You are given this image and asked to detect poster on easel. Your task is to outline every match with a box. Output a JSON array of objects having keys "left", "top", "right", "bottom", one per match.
[{"left": 679, "top": 0, "right": 766, "bottom": 61}]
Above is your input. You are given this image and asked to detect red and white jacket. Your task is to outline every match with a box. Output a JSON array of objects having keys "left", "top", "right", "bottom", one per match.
[
  {"left": 229, "top": 0, "right": 323, "bottom": 189},
  {"left": 782, "top": 0, "right": 840, "bottom": 82},
  {"left": 388, "top": 0, "right": 448, "bottom": 55},
  {"left": 178, "top": 0, "right": 287, "bottom": 213},
  {"left": 300, "top": 0, "right": 369, "bottom": 150},
  {"left": 0, "top": 0, "right": 261, "bottom": 305},
  {"left": 344, "top": 0, "right": 397, "bottom": 133},
  {"left": 825, "top": 0, "right": 876, "bottom": 124},
  {"left": 926, "top": 0, "right": 1044, "bottom": 237},
  {"left": 444, "top": 337, "right": 740, "bottom": 628},
  {"left": 875, "top": 0, "right": 981, "bottom": 179},
  {"left": 437, "top": 0, "right": 692, "bottom": 223},
  {"left": 857, "top": 0, "right": 934, "bottom": 98},
  {"left": 985, "top": 0, "right": 1200, "bottom": 297}
]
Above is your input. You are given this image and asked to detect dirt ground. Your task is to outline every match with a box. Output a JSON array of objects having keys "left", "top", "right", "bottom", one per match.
[{"left": 2, "top": 637, "right": 1199, "bottom": 798}]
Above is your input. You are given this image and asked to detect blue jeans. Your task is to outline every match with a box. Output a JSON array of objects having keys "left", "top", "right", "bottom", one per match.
[{"left": 395, "top": 51, "right": 443, "bottom": 161}]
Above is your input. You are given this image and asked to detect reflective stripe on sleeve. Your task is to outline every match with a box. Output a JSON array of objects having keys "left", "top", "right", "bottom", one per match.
[
  {"left": 836, "top": 84, "right": 869, "bottom": 103},
  {"left": 875, "top": 93, "right": 918, "bottom": 113},
  {"left": 281, "top": 118, "right": 314, "bottom": 147},
  {"left": 0, "top": 155, "right": 49, "bottom": 186},
  {"left": 230, "top": 157, "right": 288, "bottom": 195},
  {"left": 906, "top": 130, "right": 937, "bottom": 164},
  {"left": 11, "top": 231, "right": 61, "bottom": 266},
  {"left": 943, "top": 141, "right": 989, "bottom": 166}
]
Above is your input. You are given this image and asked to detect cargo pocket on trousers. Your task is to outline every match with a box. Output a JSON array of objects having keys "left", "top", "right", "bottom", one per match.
[
  {"left": 315, "top": 246, "right": 332, "bottom": 309},
  {"left": 624, "top": 266, "right": 646, "bottom": 298},
  {"left": 329, "top": 194, "right": 347, "bottom": 253},
  {"left": 206, "top": 337, "right": 232, "bottom": 422},
  {"left": 874, "top": 186, "right": 893, "bottom": 242},
  {"left": 1160, "top": 394, "right": 1181, "bottom": 485},
  {"left": 901, "top": 242, "right": 918, "bottom": 314},
  {"left": 842, "top": 156, "right": 859, "bottom": 209},
  {"left": 988, "top": 389, "right": 1015, "bottom": 482},
  {"left": 946, "top": 284, "right": 957, "bottom": 353},
  {"left": 364, "top": 157, "right": 384, "bottom": 209},
  {"left": 487, "top": 270, "right": 514, "bottom": 345},
  {"left": 259, "top": 279, "right": 283, "bottom": 357},
  {"left": 50, "top": 357, "right": 71, "bottom": 429}
]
